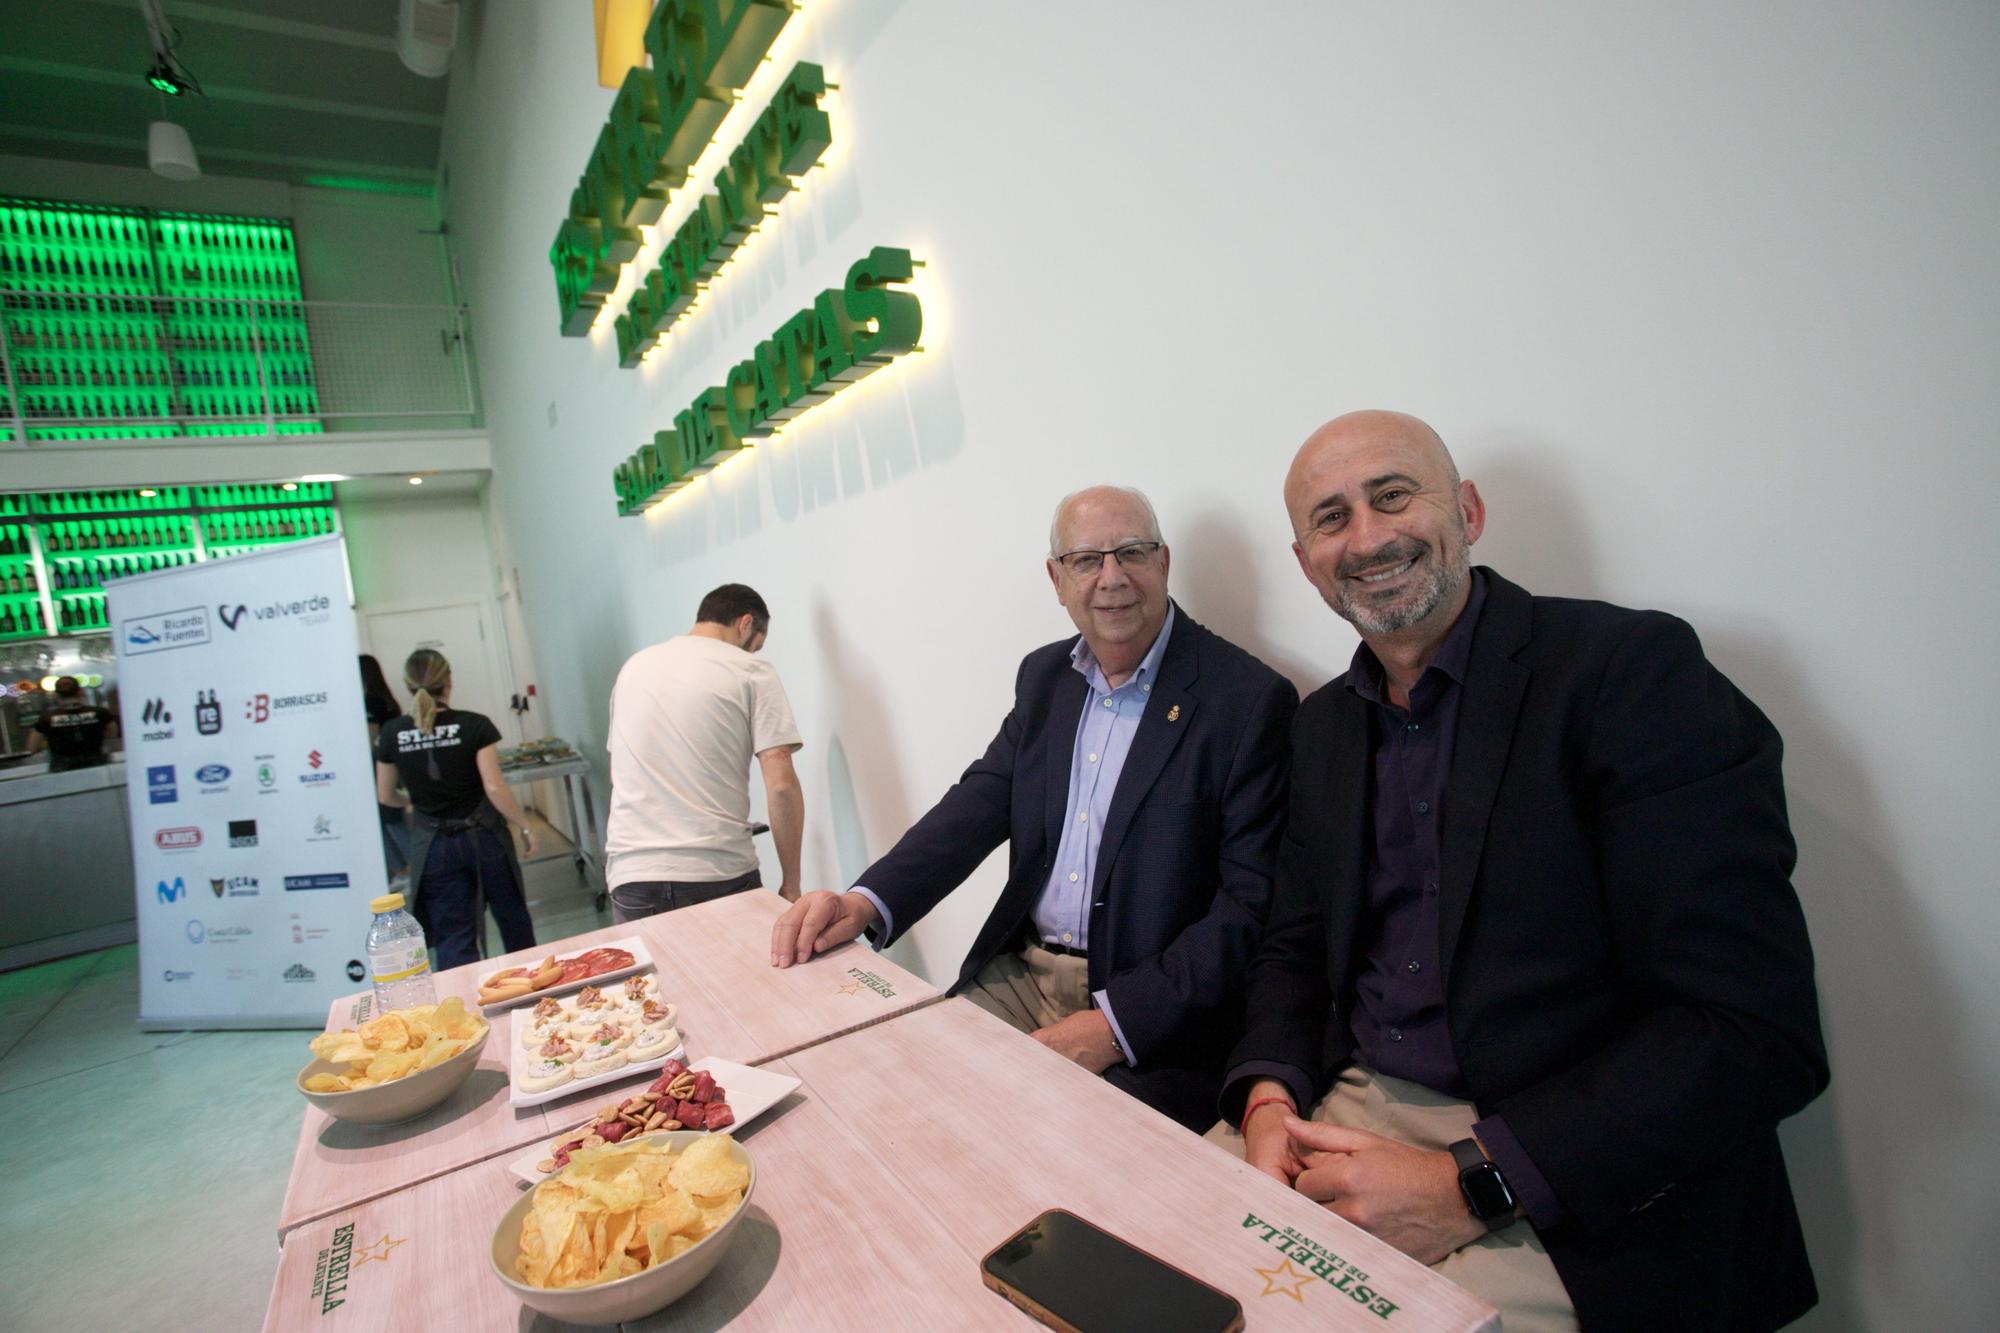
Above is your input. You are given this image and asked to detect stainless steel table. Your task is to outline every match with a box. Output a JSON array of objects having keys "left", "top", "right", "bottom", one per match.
[{"left": 497, "top": 748, "right": 602, "bottom": 896}]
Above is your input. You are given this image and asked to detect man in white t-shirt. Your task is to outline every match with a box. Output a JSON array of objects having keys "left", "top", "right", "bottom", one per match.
[{"left": 605, "top": 584, "right": 804, "bottom": 920}]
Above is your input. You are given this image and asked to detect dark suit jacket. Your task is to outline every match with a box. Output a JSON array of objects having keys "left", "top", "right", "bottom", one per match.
[
  {"left": 860, "top": 604, "right": 1298, "bottom": 1129},
  {"left": 1227, "top": 569, "right": 1827, "bottom": 1331}
]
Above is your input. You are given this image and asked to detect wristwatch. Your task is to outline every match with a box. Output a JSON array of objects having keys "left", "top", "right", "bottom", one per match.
[{"left": 1449, "top": 1138, "right": 1518, "bottom": 1230}]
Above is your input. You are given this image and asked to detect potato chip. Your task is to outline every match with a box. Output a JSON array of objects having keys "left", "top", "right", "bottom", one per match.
[
  {"left": 302, "top": 1073, "right": 349, "bottom": 1093},
  {"left": 302, "top": 1004, "right": 486, "bottom": 1094},
  {"left": 513, "top": 1137, "right": 746, "bottom": 1289},
  {"left": 671, "top": 1135, "right": 750, "bottom": 1197}
]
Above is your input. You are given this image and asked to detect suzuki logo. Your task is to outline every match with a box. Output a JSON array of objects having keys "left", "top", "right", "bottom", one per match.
[
  {"left": 142, "top": 698, "right": 171, "bottom": 724},
  {"left": 307, "top": 749, "right": 324, "bottom": 771},
  {"left": 194, "top": 690, "right": 222, "bottom": 735},
  {"left": 219, "top": 603, "right": 248, "bottom": 630}
]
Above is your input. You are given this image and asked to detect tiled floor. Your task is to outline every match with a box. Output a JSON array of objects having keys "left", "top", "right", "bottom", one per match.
[{"left": 0, "top": 837, "right": 608, "bottom": 1330}]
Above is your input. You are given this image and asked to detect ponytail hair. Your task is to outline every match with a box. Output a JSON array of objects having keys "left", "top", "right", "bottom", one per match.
[{"left": 403, "top": 648, "right": 452, "bottom": 736}]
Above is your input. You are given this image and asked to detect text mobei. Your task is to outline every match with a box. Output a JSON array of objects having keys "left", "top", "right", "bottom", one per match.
[{"left": 613, "top": 246, "right": 922, "bottom": 516}]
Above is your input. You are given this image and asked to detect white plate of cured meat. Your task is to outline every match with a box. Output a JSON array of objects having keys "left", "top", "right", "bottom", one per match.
[{"left": 476, "top": 937, "right": 653, "bottom": 1015}]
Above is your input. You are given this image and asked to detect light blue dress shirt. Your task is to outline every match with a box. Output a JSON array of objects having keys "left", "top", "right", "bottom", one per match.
[{"left": 850, "top": 605, "right": 1176, "bottom": 1067}]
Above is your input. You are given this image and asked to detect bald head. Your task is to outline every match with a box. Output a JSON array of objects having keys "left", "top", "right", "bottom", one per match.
[
  {"left": 1284, "top": 409, "right": 1485, "bottom": 642},
  {"left": 1284, "top": 411, "right": 1459, "bottom": 531}
]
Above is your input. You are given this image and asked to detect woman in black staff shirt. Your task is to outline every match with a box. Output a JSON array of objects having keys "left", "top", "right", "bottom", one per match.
[{"left": 373, "top": 648, "right": 539, "bottom": 969}]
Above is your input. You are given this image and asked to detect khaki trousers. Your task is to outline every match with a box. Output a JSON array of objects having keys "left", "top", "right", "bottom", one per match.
[
  {"left": 963, "top": 942, "right": 1092, "bottom": 1033},
  {"left": 1208, "top": 1066, "right": 1578, "bottom": 1333}
]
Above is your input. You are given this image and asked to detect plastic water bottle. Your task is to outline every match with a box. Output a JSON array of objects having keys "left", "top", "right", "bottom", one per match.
[{"left": 366, "top": 893, "right": 437, "bottom": 1014}]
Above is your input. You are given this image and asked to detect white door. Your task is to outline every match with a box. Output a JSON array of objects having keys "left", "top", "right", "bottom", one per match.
[{"left": 363, "top": 602, "right": 513, "bottom": 740}]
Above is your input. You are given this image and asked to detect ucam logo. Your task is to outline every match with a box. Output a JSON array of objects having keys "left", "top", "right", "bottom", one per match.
[
  {"left": 147, "top": 765, "right": 178, "bottom": 804},
  {"left": 154, "top": 826, "right": 201, "bottom": 851},
  {"left": 284, "top": 873, "right": 351, "bottom": 892},
  {"left": 156, "top": 876, "right": 187, "bottom": 903},
  {"left": 210, "top": 875, "right": 260, "bottom": 898},
  {"left": 122, "top": 605, "right": 210, "bottom": 655}
]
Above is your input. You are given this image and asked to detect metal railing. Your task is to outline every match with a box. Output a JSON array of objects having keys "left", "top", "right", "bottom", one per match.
[{"left": 0, "top": 289, "right": 480, "bottom": 443}]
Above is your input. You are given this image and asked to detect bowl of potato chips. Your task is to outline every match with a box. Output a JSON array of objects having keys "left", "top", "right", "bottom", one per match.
[
  {"left": 296, "top": 998, "right": 490, "bottom": 1125},
  {"left": 489, "top": 1132, "right": 755, "bottom": 1324}
]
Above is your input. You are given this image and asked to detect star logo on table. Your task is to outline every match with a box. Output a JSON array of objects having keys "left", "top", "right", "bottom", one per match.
[
  {"left": 351, "top": 1233, "right": 407, "bottom": 1267},
  {"left": 1254, "top": 1258, "right": 1313, "bottom": 1303},
  {"left": 834, "top": 980, "right": 865, "bottom": 996}
]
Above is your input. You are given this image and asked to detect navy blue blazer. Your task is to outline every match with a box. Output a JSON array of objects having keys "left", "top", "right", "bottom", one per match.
[{"left": 859, "top": 604, "right": 1297, "bottom": 1129}]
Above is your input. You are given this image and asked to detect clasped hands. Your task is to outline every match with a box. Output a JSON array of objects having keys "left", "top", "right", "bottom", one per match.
[
  {"left": 1241, "top": 1086, "right": 1489, "bottom": 1266},
  {"left": 770, "top": 891, "right": 1122, "bottom": 1074}
]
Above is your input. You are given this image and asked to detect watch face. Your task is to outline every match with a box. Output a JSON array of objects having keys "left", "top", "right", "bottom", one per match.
[{"left": 1460, "top": 1162, "right": 1516, "bottom": 1220}]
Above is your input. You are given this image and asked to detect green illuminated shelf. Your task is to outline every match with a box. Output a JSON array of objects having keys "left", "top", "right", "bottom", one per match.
[
  {"left": 0, "top": 486, "right": 342, "bottom": 640},
  {"left": 2, "top": 198, "right": 324, "bottom": 440}
]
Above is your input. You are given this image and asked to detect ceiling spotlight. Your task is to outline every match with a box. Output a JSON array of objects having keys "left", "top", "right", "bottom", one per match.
[
  {"left": 138, "top": 488, "right": 158, "bottom": 497},
  {"left": 146, "top": 56, "right": 182, "bottom": 95},
  {"left": 407, "top": 476, "right": 425, "bottom": 486},
  {"left": 280, "top": 482, "right": 299, "bottom": 492}
]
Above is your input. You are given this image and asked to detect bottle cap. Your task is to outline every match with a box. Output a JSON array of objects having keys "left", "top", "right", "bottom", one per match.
[{"left": 369, "top": 893, "right": 406, "bottom": 914}]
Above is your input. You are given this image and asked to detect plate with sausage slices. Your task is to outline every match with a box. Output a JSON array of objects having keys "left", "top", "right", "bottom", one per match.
[{"left": 476, "top": 937, "right": 653, "bottom": 1014}]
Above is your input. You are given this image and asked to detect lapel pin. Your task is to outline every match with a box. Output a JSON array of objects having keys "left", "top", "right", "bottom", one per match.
[{"left": 1166, "top": 704, "right": 1181, "bottom": 723}]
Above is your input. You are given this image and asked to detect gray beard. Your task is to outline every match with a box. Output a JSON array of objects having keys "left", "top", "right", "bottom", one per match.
[{"left": 1327, "top": 538, "right": 1470, "bottom": 636}]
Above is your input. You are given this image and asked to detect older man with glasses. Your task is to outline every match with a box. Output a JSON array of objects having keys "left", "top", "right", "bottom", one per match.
[{"left": 772, "top": 485, "right": 1298, "bottom": 1130}]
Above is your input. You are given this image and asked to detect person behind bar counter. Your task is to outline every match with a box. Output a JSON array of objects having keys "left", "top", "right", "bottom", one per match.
[
  {"left": 374, "top": 648, "right": 538, "bottom": 968},
  {"left": 28, "top": 676, "right": 118, "bottom": 771}
]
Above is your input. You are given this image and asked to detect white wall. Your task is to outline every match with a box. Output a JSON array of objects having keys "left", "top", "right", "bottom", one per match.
[{"left": 437, "top": 4, "right": 2000, "bottom": 1327}]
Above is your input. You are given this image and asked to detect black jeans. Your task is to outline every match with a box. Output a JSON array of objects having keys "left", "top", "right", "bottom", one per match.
[
  {"left": 609, "top": 868, "right": 762, "bottom": 923},
  {"left": 420, "top": 826, "right": 536, "bottom": 968}
]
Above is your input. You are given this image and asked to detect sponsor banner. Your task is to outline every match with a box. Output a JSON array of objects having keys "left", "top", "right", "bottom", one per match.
[{"left": 112, "top": 538, "right": 385, "bottom": 1028}]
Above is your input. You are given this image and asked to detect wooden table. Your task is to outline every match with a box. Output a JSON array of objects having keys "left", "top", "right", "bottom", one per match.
[
  {"left": 785, "top": 1000, "right": 1500, "bottom": 1332},
  {"left": 265, "top": 1062, "right": 1022, "bottom": 1332},
  {"left": 640, "top": 889, "right": 944, "bottom": 1063},
  {"left": 276, "top": 987, "right": 551, "bottom": 1241}
]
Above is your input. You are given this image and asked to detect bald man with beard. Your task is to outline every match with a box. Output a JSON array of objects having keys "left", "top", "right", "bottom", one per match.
[{"left": 1218, "top": 412, "right": 1827, "bottom": 1331}]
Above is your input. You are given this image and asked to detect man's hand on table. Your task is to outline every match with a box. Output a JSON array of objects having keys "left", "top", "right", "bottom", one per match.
[
  {"left": 1285, "top": 1117, "right": 1487, "bottom": 1265},
  {"left": 770, "top": 889, "right": 876, "bottom": 967},
  {"left": 1030, "top": 1008, "right": 1124, "bottom": 1074}
]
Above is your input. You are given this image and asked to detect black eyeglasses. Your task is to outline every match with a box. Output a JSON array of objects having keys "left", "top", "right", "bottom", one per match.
[{"left": 1053, "top": 541, "right": 1163, "bottom": 576}]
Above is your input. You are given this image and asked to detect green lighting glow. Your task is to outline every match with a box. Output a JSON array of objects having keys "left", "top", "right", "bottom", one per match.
[{"left": 299, "top": 175, "right": 436, "bottom": 198}]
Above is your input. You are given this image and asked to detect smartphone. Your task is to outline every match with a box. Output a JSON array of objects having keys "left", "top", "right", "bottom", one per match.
[{"left": 980, "top": 1209, "right": 1245, "bottom": 1333}]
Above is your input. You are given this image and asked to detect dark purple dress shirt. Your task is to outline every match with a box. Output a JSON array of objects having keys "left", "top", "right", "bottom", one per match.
[{"left": 1228, "top": 570, "right": 1564, "bottom": 1229}]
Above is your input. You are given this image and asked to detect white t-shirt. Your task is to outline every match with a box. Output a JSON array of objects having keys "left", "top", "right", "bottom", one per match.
[{"left": 605, "top": 634, "right": 802, "bottom": 887}]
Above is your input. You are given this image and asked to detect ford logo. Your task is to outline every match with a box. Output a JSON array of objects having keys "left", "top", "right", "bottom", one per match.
[{"left": 196, "top": 764, "right": 231, "bottom": 783}]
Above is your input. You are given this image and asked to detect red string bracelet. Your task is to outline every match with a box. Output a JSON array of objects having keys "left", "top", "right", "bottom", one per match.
[{"left": 1240, "top": 1095, "right": 1295, "bottom": 1136}]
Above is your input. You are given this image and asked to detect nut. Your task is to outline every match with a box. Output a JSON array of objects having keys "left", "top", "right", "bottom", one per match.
[{"left": 536, "top": 1158, "right": 556, "bottom": 1173}]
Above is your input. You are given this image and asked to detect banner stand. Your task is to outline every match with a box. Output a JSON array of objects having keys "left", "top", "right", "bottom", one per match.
[{"left": 110, "top": 537, "right": 388, "bottom": 1029}]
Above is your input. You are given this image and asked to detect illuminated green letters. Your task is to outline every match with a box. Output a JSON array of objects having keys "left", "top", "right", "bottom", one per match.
[
  {"left": 612, "top": 247, "right": 923, "bottom": 515},
  {"left": 549, "top": 0, "right": 795, "bottom": 335},
  {"left": 615, "top": 62, "right": 831, "bottom": 367}
]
